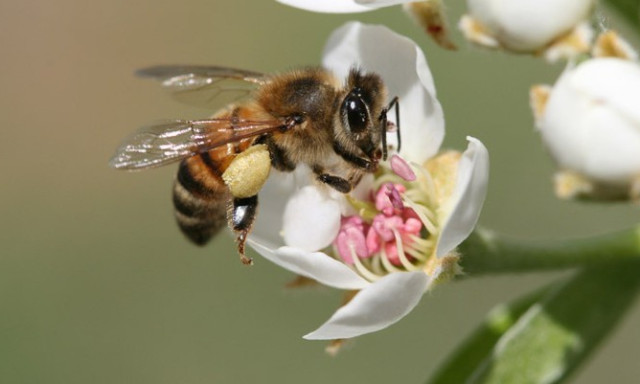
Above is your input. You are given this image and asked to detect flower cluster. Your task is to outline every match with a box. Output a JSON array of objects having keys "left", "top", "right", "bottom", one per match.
[{"left": 248, "top": 22, "right": 489, "bottom": 340}]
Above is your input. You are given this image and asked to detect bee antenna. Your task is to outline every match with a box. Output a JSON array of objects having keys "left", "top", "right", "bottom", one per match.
[
  {"left": 380, "top": 97, "right": 400, "bottom": 161},
  {"left": 392, "top": 97, "right": 401, "bottom": 153},
  {"left": 380, "top": 111, "right": 388, "bottom": 161}
]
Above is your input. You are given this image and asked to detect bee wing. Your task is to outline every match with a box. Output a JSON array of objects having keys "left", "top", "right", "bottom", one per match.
[
  {"left": 136, "top": 65, "right": 269, "bottom": 108},
  {"left": 109, "top": 118, "right": 284, "bottom": 170}
]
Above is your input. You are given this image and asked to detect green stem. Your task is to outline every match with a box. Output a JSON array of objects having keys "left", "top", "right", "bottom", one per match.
[{"left": 458, "top": 226, "right": 640, "bottom": 275}]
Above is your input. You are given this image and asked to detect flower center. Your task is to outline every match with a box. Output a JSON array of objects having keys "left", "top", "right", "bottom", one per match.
[{"left": 332, "top": 158, "right": 441, "bottom": 281}]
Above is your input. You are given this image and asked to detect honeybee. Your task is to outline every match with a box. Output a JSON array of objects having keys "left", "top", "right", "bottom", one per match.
[{"left": 110, "top": 65, "right": 400, "bottom": 265}]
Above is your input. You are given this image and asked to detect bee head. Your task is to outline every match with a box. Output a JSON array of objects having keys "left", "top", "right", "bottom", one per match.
[{"left": 335, "top": 68, "right": 390, "bottom": 168}]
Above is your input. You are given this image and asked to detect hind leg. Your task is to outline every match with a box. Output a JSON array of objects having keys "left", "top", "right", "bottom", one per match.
[{"left": 228, "top": 195, "right": 259, "bottom": 265}]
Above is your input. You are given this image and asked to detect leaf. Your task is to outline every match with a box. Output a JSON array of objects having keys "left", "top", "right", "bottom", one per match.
[
  {"left": 427, "top": 262, "right": 640, "bottom": 384},
  {"left": 603, "top": 0, "right": 640, "bottom": 34},
  {"left": 426, "top": 285, "right": 555, "bottom": 384}
]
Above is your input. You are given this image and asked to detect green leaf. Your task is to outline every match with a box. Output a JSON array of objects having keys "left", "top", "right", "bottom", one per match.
[
  {"left": 603, "top": 0, "right": 640, "bottom": 34},
  {"left": 427, "top": 262, "right": 640, "bottom": 384},
  {"left": 426, "top": 285, "right": 556, "bottom": 384}
]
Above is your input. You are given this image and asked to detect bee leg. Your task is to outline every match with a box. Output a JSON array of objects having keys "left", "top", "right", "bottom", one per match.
[
  {"left": 332, "top": 142, "right": 378, "bottom": 172},
  {"left": 317, "top": 174, "right": 352, "bottom": 193},
  {"left": 313, "top": 167, "right": 353, "bottom": 193},
  {"left": 229, "top": 195, "right": 259, "bottom": 265}
]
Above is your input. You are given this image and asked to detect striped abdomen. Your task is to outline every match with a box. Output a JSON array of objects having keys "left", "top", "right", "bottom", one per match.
[{"left": 173, "top": 139, "right": 253, "bottom": 245}]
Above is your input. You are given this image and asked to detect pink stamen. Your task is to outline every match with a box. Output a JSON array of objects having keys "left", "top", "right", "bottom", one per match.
[
  {"left": 375, "top": 183, "right": 406, "bottom": 215},
  {"left": 402, "top": 207, "right": 420, "bottom": 222},
  {"left": 365, "top": 227, "right": 380, "bottom": 255},
  {"left": 403, "top": 217, "right": 422, "bottom": 234},
  {"left": 366, "top": 213, "right": 423, "bottom": 266},
  {"left": 333, "top": 216, "right": 370, "bottom": 264},
  {"left": 389, "top": 185, "right": 404, "bottom": 210},
  {"left": 384, "top": 242, "right": 401, "bottom": 266},
  {"left": 334, "top": 180, "right": 424, "bottom": 270},
  {"left": 390, "top": 154, "right": 416, "bottom": 181},
  {"left": 371, "top": 214, "right": 403, "bottom": 242}
]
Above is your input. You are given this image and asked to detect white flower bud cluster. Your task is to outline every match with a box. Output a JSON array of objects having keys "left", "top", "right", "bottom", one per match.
[
  {"left": 532, "top": 58, "right": 640, "bottom": 200},
  {"left": 455, "top": 0, "right": 640, "bottom": 201}
]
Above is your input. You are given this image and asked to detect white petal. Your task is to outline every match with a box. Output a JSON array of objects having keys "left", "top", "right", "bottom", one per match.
[
  {"left": 252, "top": 171, "right": 297, "bottom": 246},
  {"left": 282, "top": 185, "right": 342, "bottom": 252},
  {"left": 277, "top": 0, "right": 411, "bottom": 13},
  {"left": 580, "top": 106, "right": 640, "bottom": 182},
  {"left": 467, "top": 0, "right": 595, "bottom": 51},
  {"left": 437, "top": 137, "right": 489, "bottom": 258},
  {"left": 248, "top": 238, "right": 369, "bottom": 290},
  {"left": 570, "top": 58, "right": 640, "bottom": 126},
  {"left": 304, "top": 271, "right": 429, "bottom": 339},
  {"left": 322, "top": 22, "right": 444, "bottom": 163},
  {"left": 252, "top": 166, "right": 316, "bottom": 246}
]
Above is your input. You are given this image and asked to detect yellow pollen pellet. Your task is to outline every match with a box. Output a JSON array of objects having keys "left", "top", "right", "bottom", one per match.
[{"left": 222, "top": 144, "right": 271, "bottom": 198}]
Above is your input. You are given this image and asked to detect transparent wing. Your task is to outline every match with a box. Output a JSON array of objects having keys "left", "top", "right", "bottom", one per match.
[
  {"left": 109, "top": 118, "right": 284, "bottom": 170},
  {"left": 136, "top": 65, "right": 269, "bottom": 108}
]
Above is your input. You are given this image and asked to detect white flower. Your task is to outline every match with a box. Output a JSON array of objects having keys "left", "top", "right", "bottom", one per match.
[
  {"left": 531, "top": 58, "right": 640, "bottom": 200},
  {"left": 276, "top": 0, "right": 456, "bottom": 50},
  {"left": 248, "top": 22, "right": 490, "bottom": 340},
  {"left": 276, "top": 0, "right": 410, "bottom": 13},
  {"left": 459, "top": 0, "right": 595, "bottom": 61}
]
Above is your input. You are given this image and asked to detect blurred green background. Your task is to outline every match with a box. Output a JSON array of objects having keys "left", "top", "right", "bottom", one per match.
[{"left": 1, "top": 1, "right": 639, "bottom": 383}]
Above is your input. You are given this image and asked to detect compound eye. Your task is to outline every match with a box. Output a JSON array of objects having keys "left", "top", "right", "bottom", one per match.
[{"left": 343, "top": 94, "right": 369, "bottom": 134}]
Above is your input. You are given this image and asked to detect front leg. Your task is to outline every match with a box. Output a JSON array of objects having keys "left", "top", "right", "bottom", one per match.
[
  {"left": 332, "top": 141, "right": 379, "bottom": 172},
  {"left": 313, "top": 166, "right": 356, "bottom": 194}
]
